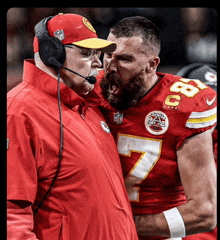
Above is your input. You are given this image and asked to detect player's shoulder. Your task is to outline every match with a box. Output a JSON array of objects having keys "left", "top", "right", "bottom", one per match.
[
  {"left": 158, "top": 72, "right": 217, "bottom": 111},
  {"left": 158, "top": 72, "right": 217, "bottom": 130}
]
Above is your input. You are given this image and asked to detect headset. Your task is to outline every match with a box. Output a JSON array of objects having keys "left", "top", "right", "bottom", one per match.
[
  {"left": 34, "top": 16, "right": 66, "bottom": 70},
  {"left": 34, "top": 16, "right": 97, "bottom": 83}
]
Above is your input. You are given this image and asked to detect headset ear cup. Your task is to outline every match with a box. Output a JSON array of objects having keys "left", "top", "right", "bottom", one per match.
[
  {"left": 51, "top": 37, "right": 66, "bottom": 65},
  {"left": 35, "top": 16, "right": 66, "bottom": 69},
  {"left": 39, "top": 37, "right": 66, "bottom": 67}
]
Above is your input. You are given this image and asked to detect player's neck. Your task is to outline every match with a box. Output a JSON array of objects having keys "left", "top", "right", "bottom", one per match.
[{"left": 143, "top": 73, "right": 159, "bottom": 97}]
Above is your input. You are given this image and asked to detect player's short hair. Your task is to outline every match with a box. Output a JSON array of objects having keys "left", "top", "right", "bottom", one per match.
[{"left": 110, "top": 16, "right": 160, "bottom": 55}]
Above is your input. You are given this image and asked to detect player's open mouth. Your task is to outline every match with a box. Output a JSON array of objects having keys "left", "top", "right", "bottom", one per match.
[{"left": 109, "top": 80, "right": 120, "bottom": 95}]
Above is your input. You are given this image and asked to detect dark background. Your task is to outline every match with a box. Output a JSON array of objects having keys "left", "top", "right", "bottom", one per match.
[{"left": 7, "top": 7, "right": 217, "bottom": 92}]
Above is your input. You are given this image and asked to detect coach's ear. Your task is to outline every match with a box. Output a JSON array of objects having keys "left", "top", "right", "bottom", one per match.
[{"left": 146, "top": 56, "right": 160, "bottom": 73}]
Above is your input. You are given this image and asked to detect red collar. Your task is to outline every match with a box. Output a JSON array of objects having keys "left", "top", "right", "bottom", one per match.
[{"left": 23, "top": 59, "right": 102, "bottom": 108}]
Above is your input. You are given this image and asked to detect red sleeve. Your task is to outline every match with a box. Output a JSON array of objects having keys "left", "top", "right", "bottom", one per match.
[
  {"left": 7, "top": 115, "right": 38, "bottom": 203},
  {"left": 7, "top": 201, "right": 38, "bottom": 240},
  {"left": 185, "top": 91, "right": 217, "bottom": 132},
  {"left": 176, "top": 87, "right": 217, "bottom": 150}
]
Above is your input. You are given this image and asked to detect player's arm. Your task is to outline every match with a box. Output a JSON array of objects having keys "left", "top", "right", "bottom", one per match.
[
  {"left": 135, "top": 129, "right": 217, "bottom": 237},
  {"left": 175, "top": 129, "right": 216, "bottom": 234}
]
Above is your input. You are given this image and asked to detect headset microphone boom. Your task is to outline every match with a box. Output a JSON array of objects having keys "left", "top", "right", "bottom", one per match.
[{"left": 48, "top": 57, "right": 97, "bottom": 84}]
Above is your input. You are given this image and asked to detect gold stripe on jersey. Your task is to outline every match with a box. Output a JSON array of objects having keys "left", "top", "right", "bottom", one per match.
[
  {"left": 187, "top": 113, "right": 217, "bottom": 123},
  {"left": 186, "top": 107, "right": 217, "bottom": 129}
]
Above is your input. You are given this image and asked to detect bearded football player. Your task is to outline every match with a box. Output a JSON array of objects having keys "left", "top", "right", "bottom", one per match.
[{"left": 95, "top": 16, "right": 217, "bottom": 240}]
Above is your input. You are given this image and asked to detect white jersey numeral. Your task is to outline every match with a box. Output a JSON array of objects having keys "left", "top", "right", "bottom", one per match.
[{"left": 117, "top": 133, "right": 162, "bottom": 201}]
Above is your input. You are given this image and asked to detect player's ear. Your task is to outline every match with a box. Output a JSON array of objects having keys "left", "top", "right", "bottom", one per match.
[
  {"left": 145, "top": 56, "right": 160, "bottom": 73},
  {"left": 144, "top": 55, "right": 160, "bottom": 74},
  {"left": 149, "top": 56, "right": 160, "bottom": 71}
]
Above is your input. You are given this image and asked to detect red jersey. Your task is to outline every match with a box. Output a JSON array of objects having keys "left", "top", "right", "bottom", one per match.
[
  {"left": 7, "top": 60, "right": 138, "bottom": 240},
  {"left": 96, "top": 70, "right": 217, "bottom": 240}
]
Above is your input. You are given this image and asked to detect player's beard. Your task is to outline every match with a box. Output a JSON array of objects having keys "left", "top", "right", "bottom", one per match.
[{"left": 100, "top": 70, "right": 146, "bottom": 111}]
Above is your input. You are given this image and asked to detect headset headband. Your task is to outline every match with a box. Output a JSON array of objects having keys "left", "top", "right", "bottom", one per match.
[{"left": 34, "top": 16, "right": 53, "bottom": 41}]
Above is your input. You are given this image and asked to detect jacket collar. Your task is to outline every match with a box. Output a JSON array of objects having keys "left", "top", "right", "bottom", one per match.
[{"left": 23, "top": 59, "right": 102, "bottom": 108}]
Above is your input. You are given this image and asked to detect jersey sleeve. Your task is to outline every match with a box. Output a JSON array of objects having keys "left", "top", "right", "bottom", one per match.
[
  {"left": 7, "top": 115, "right": 38, "bottom": 203},
  {"left": 185, "top": 90, "right": 217, "bottom": 131},
  {"left": 176, "top": 86, "right": 217, "bottom": 150}
]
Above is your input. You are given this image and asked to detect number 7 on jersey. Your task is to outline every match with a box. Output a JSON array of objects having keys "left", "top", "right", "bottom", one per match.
[{"left": 117, "top": 133, "right": 162, "bottom": 201}]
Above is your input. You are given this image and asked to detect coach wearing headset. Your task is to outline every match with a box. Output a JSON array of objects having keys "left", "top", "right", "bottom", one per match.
[{"left": 7, "top": 13, "right": 138, "bottom": 240}]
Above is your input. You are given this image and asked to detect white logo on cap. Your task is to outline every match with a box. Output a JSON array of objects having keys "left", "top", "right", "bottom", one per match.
[{"left": 54, "top": 29, "right": 65, "bottom": 41}]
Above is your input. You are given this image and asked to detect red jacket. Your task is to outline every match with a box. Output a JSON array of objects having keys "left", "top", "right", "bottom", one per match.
[{"left": 7, "top": 60, "right": 138, "bottom": 240}]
